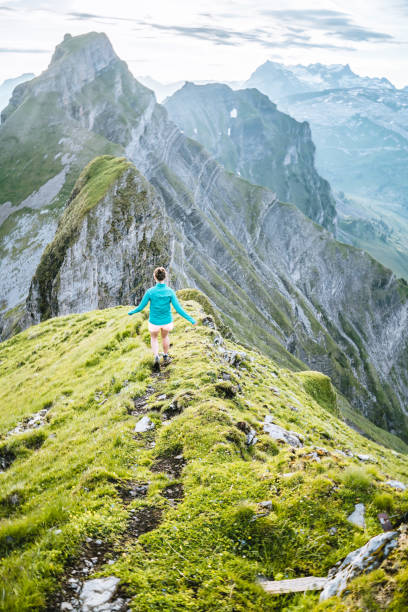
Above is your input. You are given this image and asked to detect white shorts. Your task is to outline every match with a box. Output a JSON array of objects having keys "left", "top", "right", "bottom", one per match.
[{"left": 148, "top": 321, "right": 174, "bottom": 333}]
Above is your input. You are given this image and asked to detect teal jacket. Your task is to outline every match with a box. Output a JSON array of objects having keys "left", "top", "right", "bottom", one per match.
[{"left": 128, "top": 283, "right": 196, "bottom": 325}]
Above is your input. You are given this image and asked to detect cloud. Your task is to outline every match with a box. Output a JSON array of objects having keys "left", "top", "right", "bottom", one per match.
[
  {"left": 67, "top": 12, "right": 101, "bottom": 20},
  {"left": 144, "top": 23, "right": 239, "bottom": 45},
  {"left": 0, "top": 47, "right": 50, "bottom": 53},
  {"left": 67, "top": 11, "right": 135, "bottom": 23},
  {"left": 260, "top": 9, "right": 394, "bottom": 43},
  {"left": 0, "top": 6, "right": 15, "bottom": 10},
  {"left": 327, "top": 28, "right": 393, "bottom": 42},
  {"left": 141, "top": 22, "right": 355, "bottom": 51}
]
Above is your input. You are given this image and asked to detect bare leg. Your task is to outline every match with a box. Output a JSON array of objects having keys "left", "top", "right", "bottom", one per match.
[
  {"left": 161, "top": 328, "right": 170, "bottom": 354},
  {"left": 150, "top": 331, "right": 159, "bottom": 357}
]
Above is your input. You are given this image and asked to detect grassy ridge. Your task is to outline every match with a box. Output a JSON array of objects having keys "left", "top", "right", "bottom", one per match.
[{"left": 0, "top": 294, "right": 408, "bottom": 610}]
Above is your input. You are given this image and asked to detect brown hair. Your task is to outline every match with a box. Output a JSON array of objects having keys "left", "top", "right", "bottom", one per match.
[{"left": 153, "top": 267, "right": 166, "bottom": 282}]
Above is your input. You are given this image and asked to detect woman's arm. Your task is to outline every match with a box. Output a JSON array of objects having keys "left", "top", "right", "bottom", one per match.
[
  {"left": 170, "top": 291, "right": 196, "bottom": 324},
  {"left": 128, "top": 289, "right": 150, "bottom": 315}
]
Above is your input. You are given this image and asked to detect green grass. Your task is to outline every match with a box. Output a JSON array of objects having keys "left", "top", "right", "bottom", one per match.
[
  {"left": 1, "top": 297, "right": 408, "bottom": 610},
  {"left": 298, "top": 371, "right": 339, "bottom": 417}
]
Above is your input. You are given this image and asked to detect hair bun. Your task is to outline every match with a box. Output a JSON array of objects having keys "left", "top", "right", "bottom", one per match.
[{"left": 154, "top": 267, "right": 166, "bottom": 281}]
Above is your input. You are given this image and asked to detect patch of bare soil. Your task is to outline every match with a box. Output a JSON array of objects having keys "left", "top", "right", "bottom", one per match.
[
  {"left": 150, "top": 454, "right": 186, "bottom": 478},
  {"left": 161, "top": 483, "right": 184, "bottom": 505},
  {"left": 45, "top": 537, "right": 129, "bottom": 612},
  {"left": 0, "top": 448, "right": 16, "bottom": 472},
  {"left": 116, "top": 481, "right": 149, "bottom": 504},
  {"left": 130, "top": 384, "right": 156, "bottom": 416},
  {"left": 46, "top": 488, "right": 165, "bottom": 609},
  {"left": 125, "top": 506, "right": 163, "bottom": 539}
]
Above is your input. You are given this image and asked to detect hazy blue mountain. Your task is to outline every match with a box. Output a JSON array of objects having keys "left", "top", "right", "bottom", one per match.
[
  {"left": 0, "top": 73, "right": 34, "bottom": 113},
  {"left": 137, "top": 76, "right": 244, "bottom": 103},
  {"left": 246, "top": 60, "right": 395, "bottom": 101},
  {"left": 165, "top": 81, "right": 336, "bottom": 231},
  {"left": 136, "top": 76, "right": 185, "bottom": 102},
  {"left": 246, "top": 60, "right": 408, "bottom": 279}
]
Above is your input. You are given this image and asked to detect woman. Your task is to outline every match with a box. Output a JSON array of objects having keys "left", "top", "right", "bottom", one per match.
[{"left": 128, "top": 267, "right": 196, "bottom": 371}]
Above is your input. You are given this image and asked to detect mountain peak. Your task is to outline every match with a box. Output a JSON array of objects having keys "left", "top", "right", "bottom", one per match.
[{"left": 48, "top": 31, "right": 117, "bottom": 70}]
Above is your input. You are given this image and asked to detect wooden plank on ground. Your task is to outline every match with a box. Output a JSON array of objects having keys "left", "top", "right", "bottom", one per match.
[{"left": 259, "top": 576, "right": 328, "bottom": 594}]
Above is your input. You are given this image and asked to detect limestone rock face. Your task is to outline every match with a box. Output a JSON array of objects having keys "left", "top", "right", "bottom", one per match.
[
  {"left": 244, "top": 60, "right": 408, "bottom": 280},
  {"left": 0, "top": 32, "right": 150, "bottom": 329},
  {"left": 165, "top": 82, "right": 336, "bottom": 231},
  {"left": 320, "top": 531, "right": 399, "bottom": 601},
  {"left": 26, "top": 158, "right": 170, "bottom": 323}
]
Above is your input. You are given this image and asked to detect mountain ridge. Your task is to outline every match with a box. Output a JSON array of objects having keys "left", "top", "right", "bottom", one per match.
[
  {"left": 1, "top": 296, "right": 408, "bottom": 609},
  {"left": 164, "top": 80, "right": 337, "bottom": 231},
  {"left": 1, "top": 31, "right": 408, "bottom": 441}
]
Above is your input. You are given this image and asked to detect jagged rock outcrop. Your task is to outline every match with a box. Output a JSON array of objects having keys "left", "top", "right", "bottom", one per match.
[
  {"left": 320, "top": 531, "right": 399, "bottom": 601},
  {"left": 165, "top": 82, "right": 336, "bottom": 232},
  {"left": 2, "top": 31, "right": 408, "bottom": 440},
  {"left": 26, "top": 157, "right": 170, "bottom": 322}
]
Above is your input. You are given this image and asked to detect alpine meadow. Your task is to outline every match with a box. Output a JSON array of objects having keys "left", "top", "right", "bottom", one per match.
[{"left": 1, "top": 10, "right": 408, "bottom": 612}]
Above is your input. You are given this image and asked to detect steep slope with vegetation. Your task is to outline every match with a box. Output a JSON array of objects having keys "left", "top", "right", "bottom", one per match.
[
  {"left": 25, "top": 156, "right": 170, "bottom": 323},
  {"left": 26, "top": 152, "right": 408, "bottom": 442},
  {"left": 1, "top": 294, "right": 408, "bottom": 610}
]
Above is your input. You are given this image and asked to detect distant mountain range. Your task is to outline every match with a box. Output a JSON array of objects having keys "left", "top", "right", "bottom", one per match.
[
  {"left": 136, "top": 75, "right": 244, "bottom": 103},
  {"left": 0, "top": 73, "right": 35, "bottom": 112},
  {"left": 243, "top": 61, "right": 408, "bottom": 279},
  {"left": 246, "top": 61, "right": 395, "bottom": 99}
]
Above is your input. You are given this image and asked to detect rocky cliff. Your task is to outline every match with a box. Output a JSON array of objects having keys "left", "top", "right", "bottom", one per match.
[
  {"left": 26, "top": 148, "right": 408, "bottom": 442},
  {"left": 164, "top": 82, "right": 336, "bottom": 232},
  {"left": 0, "top": 31, "right": 151, "bottom": 332},
  {"left": 2, "top": 32, "right": 408, "bottom": 440},
  {"left": 26, "top": 156, "right": 170, "bottom": 323},
  {"left": 0, "top": 73, "right": 35, "bottom": 113}
]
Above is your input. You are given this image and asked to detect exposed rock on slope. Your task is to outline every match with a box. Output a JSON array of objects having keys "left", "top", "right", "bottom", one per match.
[
  {"left": 26, "top": 156, "right": 170, "bottom": 322},
  {"left": 165, "top": 82, "right": 336, "bottom": 231}
]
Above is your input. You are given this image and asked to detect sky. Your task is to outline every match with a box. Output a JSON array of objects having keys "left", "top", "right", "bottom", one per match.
[{"left": 0, "top": 0, "right": 407, "bottom": 88}]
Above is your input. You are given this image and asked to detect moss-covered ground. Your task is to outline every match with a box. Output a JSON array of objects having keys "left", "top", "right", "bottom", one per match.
[{"left": 1, "top": 294, "right": 408, "bottom": 610}]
